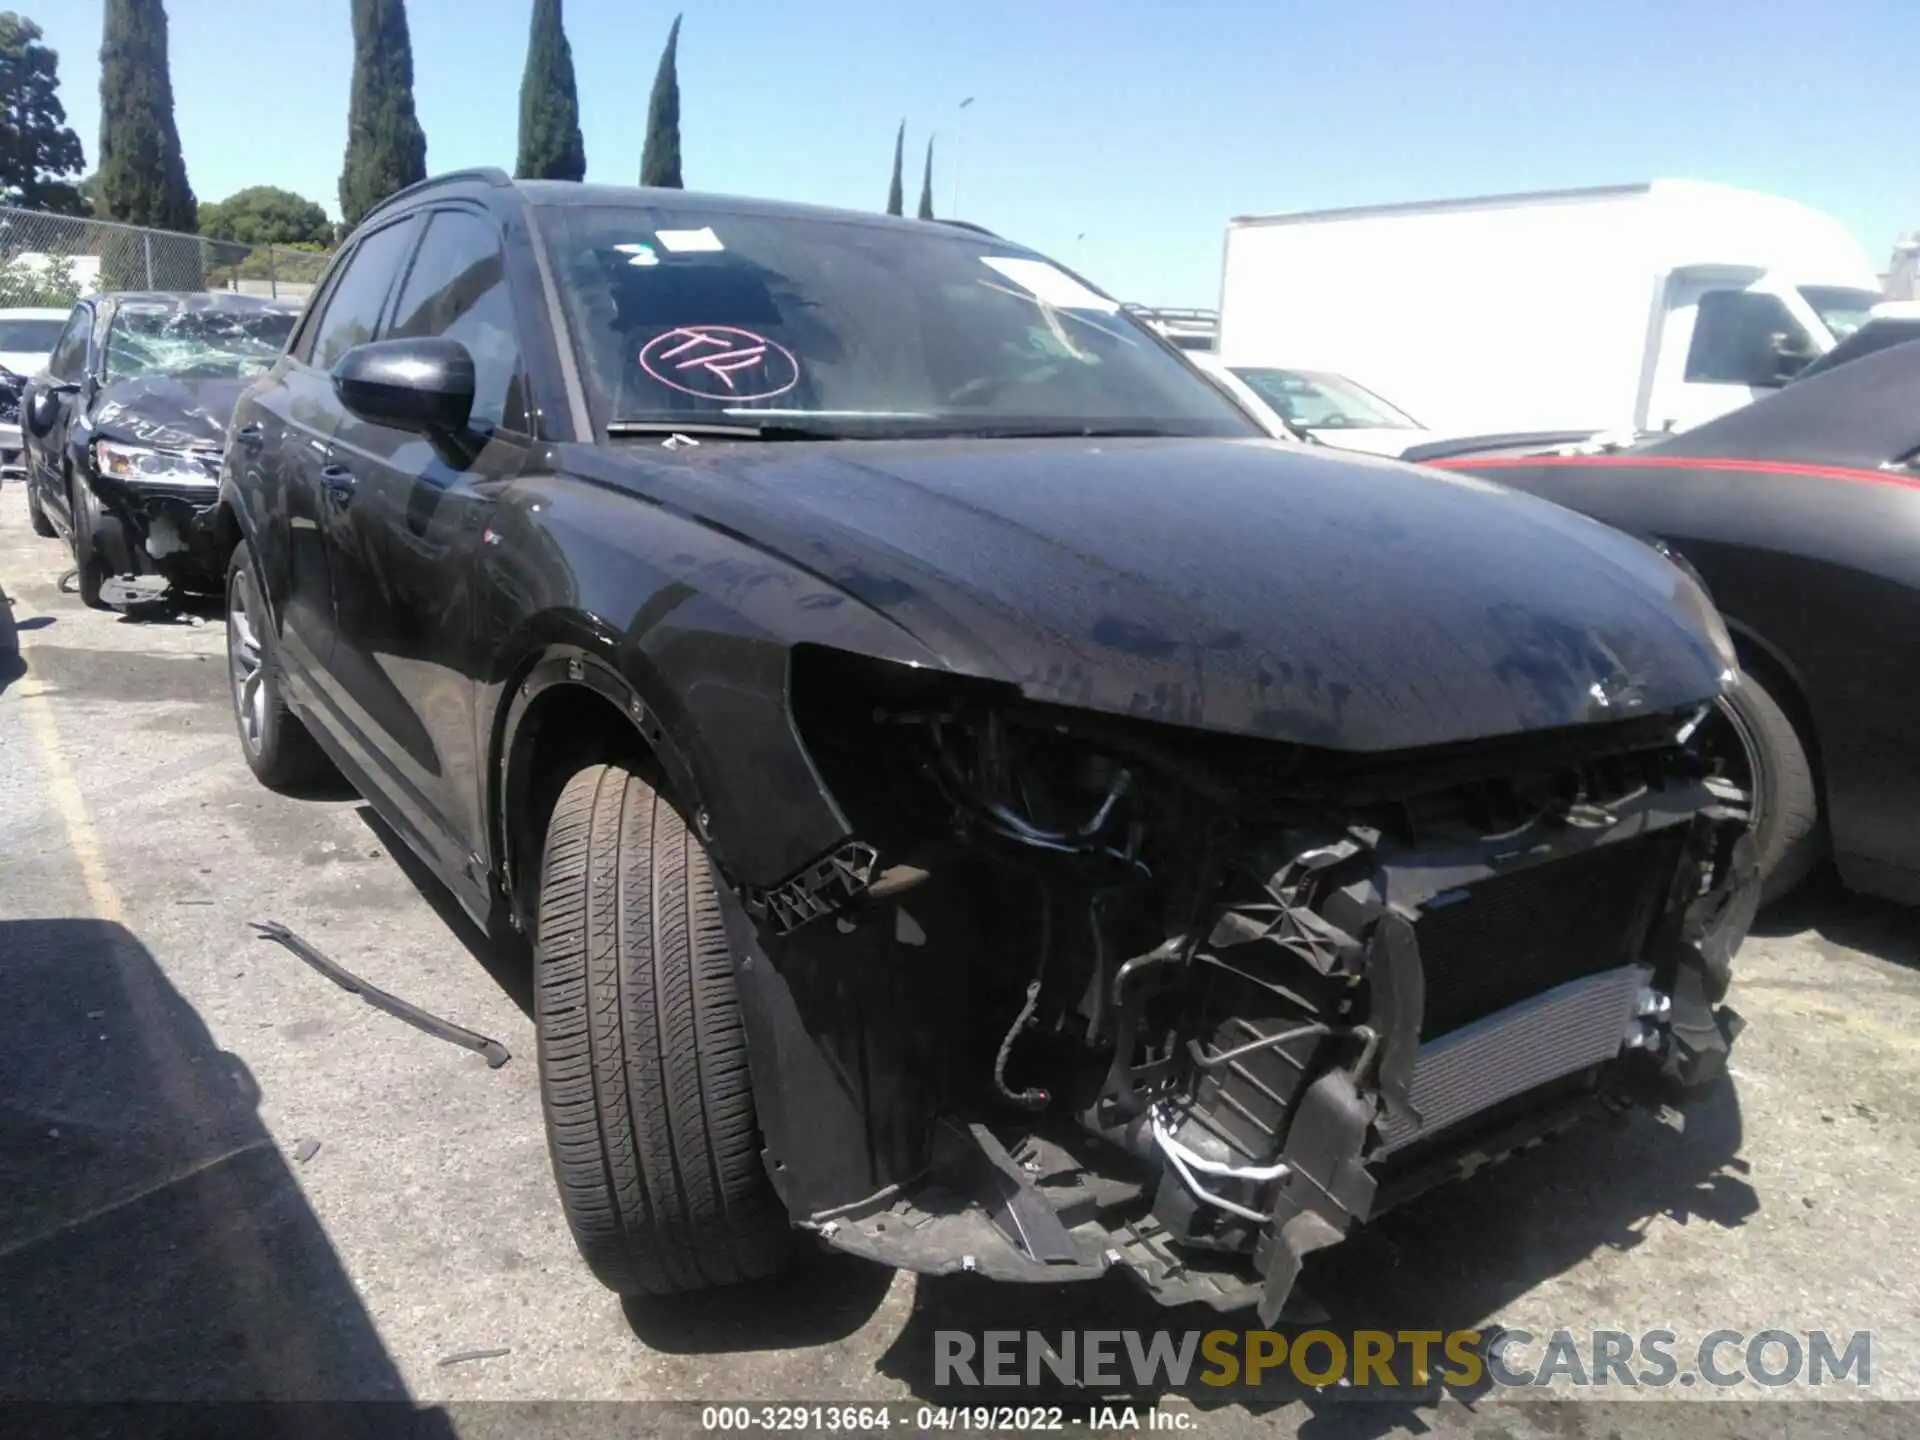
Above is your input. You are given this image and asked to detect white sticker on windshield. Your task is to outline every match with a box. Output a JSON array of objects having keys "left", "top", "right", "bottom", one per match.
[
  {"left": 980, "top": 257, "right": 1117, "bottom": 313},
  {"left": 615, "top": 242, "right": 660, "bottom": 267},
  {"left": 655, "top": 227, "right": 726, "bottom": 253}
]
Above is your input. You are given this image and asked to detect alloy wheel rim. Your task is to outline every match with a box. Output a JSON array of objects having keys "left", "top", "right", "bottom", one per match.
[{"left": 228, "top": 568, "right": 267, "bottom": 754}]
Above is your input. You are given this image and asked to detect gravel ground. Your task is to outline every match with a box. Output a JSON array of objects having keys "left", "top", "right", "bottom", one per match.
[{"left": 2, "top": 477, "right": 1916, "bottom": 1437}]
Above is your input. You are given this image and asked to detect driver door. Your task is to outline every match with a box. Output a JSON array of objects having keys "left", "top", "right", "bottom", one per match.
[{"left": 24, "top": 302, "right": 95, "bottom": 530}]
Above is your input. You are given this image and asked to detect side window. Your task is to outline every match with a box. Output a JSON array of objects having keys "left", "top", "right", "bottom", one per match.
[
  {"left": 306, "top": 218, "right": 417, "bottom": 372},
  {"left": 45, "top": 307, "right": 91, "bottom": 381},
  {"left": 387, "top": 210, "right": 528, "bottom": 433},
  {"left": 1684, "top": 290, "right": 1803, "bottom": 386},
  {"left": 287, "top": 246, "right": 356, "bottom": 364}
]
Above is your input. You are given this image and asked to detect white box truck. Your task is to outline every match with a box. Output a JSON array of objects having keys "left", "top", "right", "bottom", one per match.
[{"left": 1215, "top": 181, "right": 1883, "bottom": 440}]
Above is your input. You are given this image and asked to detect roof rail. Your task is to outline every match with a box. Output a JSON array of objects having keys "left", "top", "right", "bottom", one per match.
[
  {"left": 936, "top": 218, "right": 1001, "bottom": 239},
  {"left": 354, "top": 167, "right": 514, "bottom": 230}
]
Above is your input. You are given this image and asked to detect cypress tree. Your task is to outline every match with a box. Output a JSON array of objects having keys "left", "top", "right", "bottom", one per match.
[
  {"left": 885, "top": 121, "right": 904, "bottom": 216},
  {"left": 639, "top": 15, "right": 682, "bottom": 188},
  {"left": 516, "top": 0, "right": 585, "bottom": 181},
  {"left": 96, "top": 0, "right": 196, "bottom": 233},
  {"left": 339, "top": 0, "right": 429, "bottom": 229},
  {"left": 916, "top": 137, "right": 934, "bottom": 221},
  {"left": 0, "top": 14, "right": 88, "bottom": 215}
]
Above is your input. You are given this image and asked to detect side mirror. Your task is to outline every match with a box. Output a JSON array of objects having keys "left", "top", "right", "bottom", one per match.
[
  {"left": 24, "top": 383, "right": 68, "bottom": 438},
  {"left": 1766, "top": 331, "right": 1818, "bottom": 386},
  {"left": 332, "top": 338, "right": 475, "bottom": 435}
]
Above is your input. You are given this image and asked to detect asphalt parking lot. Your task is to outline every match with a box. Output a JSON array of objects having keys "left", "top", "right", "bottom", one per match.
[{"left": 3, "top": 477, "right": 1919, "bottom": 1436}]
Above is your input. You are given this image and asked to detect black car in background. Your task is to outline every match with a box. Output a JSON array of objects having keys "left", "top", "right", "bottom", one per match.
[
  {"left": 214, "top": 169, "right": 1754, "bottom": 1323},
  {"left": 21, "top": 292, "right": 299, "bottom": 607},
  {"left": 1418, "top": 337, "right": 1920, "bottom": 909}
]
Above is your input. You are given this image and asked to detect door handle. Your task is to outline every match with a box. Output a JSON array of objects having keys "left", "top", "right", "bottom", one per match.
[{"left": 320, "top": 463, "right": 357, "bottom": 507}]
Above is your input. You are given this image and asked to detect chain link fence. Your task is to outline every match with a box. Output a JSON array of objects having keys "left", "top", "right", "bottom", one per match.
[{"left": 0, "top": 205, "right": 332, "bottom": 310}]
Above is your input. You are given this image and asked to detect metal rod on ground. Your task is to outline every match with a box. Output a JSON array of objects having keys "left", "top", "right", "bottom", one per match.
[{"left": 249, "top": 919, "right": 512, "bottom": 1068}]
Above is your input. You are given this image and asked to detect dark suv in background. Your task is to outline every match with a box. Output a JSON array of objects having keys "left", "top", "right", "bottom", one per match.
[{"left": 213, "top": 168, "right": 1754, "bottom": 1323}]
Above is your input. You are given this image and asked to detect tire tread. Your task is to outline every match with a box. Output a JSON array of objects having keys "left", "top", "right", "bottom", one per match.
[{"left": 535, "top": 762, "right": 787, "bottom": 1295}]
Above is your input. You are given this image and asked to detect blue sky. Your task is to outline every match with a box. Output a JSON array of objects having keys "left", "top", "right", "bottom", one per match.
[{"left": 34, "top": 0, "right": 1920, "bottom": 306}]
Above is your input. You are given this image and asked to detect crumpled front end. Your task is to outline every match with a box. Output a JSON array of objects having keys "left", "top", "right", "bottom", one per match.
[
  {"left": 81, "top": 444, "right": 229, "bottom": 602},
  {"left": 723, "top": 648, "right": 1755, "bottom": 1320}
]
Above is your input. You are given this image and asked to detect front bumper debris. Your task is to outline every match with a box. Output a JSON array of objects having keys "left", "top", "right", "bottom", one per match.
[{"left": 765, "top": 733, "right": 1756, "bottom": 1321}]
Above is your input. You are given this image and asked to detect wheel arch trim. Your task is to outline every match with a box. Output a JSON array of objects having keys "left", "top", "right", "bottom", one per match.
[{"left": 491, "top": 637, "right": 712, "bottom": 925}]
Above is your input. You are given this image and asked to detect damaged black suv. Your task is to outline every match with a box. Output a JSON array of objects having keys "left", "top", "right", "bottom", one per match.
[
  {"left": 21, "top": 292, "right": 299, "bottom": 608},
  {"left": 217, "top": 169, "right": 1756, "bottom": 1322}
]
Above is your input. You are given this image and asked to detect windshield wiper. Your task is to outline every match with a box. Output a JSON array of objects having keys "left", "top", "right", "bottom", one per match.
[
  {"left": 605, "top": 419, "right": 852, "bottom": 442},
  {"left": 956, "top": 424, "right": 1189, "bottom": 439}
]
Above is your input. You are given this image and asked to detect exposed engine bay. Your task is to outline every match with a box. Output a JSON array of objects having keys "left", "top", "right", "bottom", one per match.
[{"left": 727, "top": 648, "right": 1756, "bottom": 1322}]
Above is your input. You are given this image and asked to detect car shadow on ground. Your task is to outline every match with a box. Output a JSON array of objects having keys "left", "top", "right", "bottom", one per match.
[
  {"left": 0, "top": 585, "right": 23, "bottom": 697},
  {"left": 0, "top": 917, "right": 456, "bottom": 1428},
  {"left": 1752, "top": 871, "right": 1920, "bottom": 970},
  {"left": 621, "top": 1243, "right": 899, "bottom": 1355},
  {"left": 866, "top": 1080, "right": 1749, "bottom": 1422},
  {"left": 353, "top": 804, "right": 534, "bottom": 1018}
]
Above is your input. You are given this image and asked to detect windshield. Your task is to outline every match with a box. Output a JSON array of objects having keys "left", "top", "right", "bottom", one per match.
[
  {"left": 0, "top": 318, "right": 65, "bottom": 356},
  {"left": 1799, "top": 286, "right": 1882, "bottom": 343},
  {"left": 103, "top": 306, "right": 296, "bottom": 383},
  {"left": 1228, "top": 367, "right": 1422, "bottom": 430},
  {"left": 537, "top": 204, "right": 1259, "bottom": 439}
]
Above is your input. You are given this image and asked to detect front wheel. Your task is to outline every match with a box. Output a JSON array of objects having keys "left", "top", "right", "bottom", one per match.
[
  {"left": 534, "top": 761, "right": 791, "bottom": 1296},
  {"left": 68, "top": 472, "right": 110, "bottom": 609},
  {"left": 1706, "top": 666, "right": 1821, "bottom": 906}
]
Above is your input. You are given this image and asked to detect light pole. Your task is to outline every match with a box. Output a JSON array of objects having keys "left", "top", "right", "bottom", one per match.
[{"left": 950, "top": 96, "right": 974, "bottom": 218}]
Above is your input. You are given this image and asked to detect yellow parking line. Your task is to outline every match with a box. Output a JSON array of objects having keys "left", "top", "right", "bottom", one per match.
[{"left": 14, "top": 677, "right": 126, "bottom": 924}]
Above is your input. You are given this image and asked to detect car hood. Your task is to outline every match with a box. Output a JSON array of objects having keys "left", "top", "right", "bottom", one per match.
[
  {"left": 87, "top": 374, "right": 246, "bottom": 452},
  {"left": 607, "top": 435, "right": 1734, "bottom": 751}
]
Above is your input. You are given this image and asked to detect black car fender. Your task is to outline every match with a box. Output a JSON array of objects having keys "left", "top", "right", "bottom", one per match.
[{"left": 492, "top": 640, "right": 716, "bottom": 906}]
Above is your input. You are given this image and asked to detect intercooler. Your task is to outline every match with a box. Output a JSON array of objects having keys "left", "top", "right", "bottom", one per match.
[
  {"left": 1407, "top": 829, "right": 1682, "bottom": 1038},
  {"left": 1373, "top": 828, "right": 1684, "bottom": 1154},
  {"left": 1374, "top": 962, "right": 1648, "bottom": 1154}
]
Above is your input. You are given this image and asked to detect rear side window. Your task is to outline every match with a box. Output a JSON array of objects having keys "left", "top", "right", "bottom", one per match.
[
  {"left": 0, "top": 318, "right": 66, "bottom": 355},
  {"left": 387, "top": 209, "right": 528, "bottom": 432},
  {"left": 45, "top": 307, "right": 91, "bottom": 381},
  {"left": 1685, "top": 290, "right": 1803, "bottom": 386},
  {"left": 304, "top": 218, "right": 417, "bottom": 372}
]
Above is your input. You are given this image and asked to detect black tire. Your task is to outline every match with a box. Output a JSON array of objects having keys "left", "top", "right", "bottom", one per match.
[
  {"left": 534, "top": 762, "right": 790, "bottom": 1296},
  {"left": 26, "top": 480, "right": 55, "bottom": 538},
  {"left": 1714, "top": 666, "right": 1821, "bottom": 906},
  {"left": 68, "top": 471, "right": 109, "bottom": 609},
  {"left": 225, "top": 541, "right": 337, "bottom": 791}
]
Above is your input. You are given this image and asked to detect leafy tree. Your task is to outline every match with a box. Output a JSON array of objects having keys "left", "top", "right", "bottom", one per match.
[
  {"left": 0, "top": 249, "right": 81, "bottom": 306},
  {"left": 639, "top": 14, "right": 682, "bottom": 188},
  {"left": 917, "top": 136, "right": 934, "bottom": 221},
  {"left": 517, "top": 0, "right": 585, "bottom": 180},
  {"left": 885, "top": 120, "right": 903, "bottom": 216},
  {"left": 0, "top": 12, "right": 86, "bottom": 215},
  {"left": 97, "top": 0, "right": 196, "bottom": 232},
  {"left": 199, "top": 185, "right": 333, "bottom": 246},
  {"left": 339, "top": 0, "right": 428, "bottom": 229},
  {"left": 76, "top": 169, "right": 100, "bottom": 215}
]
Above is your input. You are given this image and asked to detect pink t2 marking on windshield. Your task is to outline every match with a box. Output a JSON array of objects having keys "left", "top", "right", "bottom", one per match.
[{"left": 639, "top": 325, "right": 800, "bottom": 402}]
